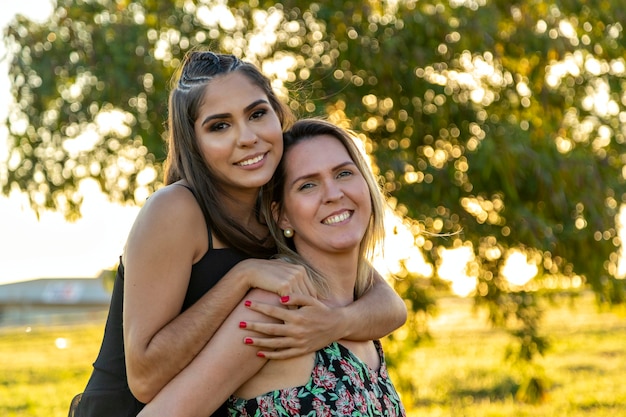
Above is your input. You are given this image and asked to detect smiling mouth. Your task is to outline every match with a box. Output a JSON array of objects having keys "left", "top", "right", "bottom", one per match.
[
  {"left": 323, "top": 211, "right": 352, "bottom": 225},
  {"left": 237, "top": 153, "right": 265, "bottom": 167}
]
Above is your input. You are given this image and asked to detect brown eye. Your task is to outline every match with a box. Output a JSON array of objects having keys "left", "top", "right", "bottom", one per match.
[
  {"left": 250, "top": 109, "right": 267, "bottom": 120},
  {"left": 210, "top": 121, "right": 229, "bottom": 132}
]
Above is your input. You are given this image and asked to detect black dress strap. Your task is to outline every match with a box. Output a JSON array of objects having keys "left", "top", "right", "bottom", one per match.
[{"left": 173, "top": 183, "right": 214, "bottom": 250}]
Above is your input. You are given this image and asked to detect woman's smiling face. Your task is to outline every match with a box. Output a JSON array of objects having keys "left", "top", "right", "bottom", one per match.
[
  {"left": 194, "top": 71, "right": 283, "bottom": 196},
  {"left": 277, "top": 133, "right": 372, "bottom": 260}
]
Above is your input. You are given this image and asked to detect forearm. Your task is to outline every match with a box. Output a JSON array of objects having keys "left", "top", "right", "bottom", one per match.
[
  {"left": 127, "top": 257, "right": 311, "bottom": 402},
  {"left": 138, "top": 290, "right": 279, "bottom": 417},
  {"left": 127, "top": 271, "right": 250, "bottom": 403},
  {"left": 340, "top": 273, "right": 407, "bottom": 341}
]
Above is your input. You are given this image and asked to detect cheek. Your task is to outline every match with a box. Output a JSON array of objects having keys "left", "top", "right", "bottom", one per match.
[
  {"left": 283, "top": 197, "right": 314, "bottom": 227},
  {"left": 263, "top": 115, "right": 282, "bottom": 137},
  {"left": 359, "top": 185, "right": 372, "bottom": 210},
  {"left": 199, "top": 138, "right": 227, "bottom": 160},
  {"left": 270, "top": 126, "right": 284, "bottom": 150}
]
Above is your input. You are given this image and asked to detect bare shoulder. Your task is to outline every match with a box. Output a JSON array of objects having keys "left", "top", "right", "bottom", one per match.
[
  {"left": 134, "top": 184, "right": 202, "bottom": 228},
  {"left": 124, "top": 183, "right": 207, "bottom": 262},
  {"left": 142, "top": 183, "right": 197, "bottom": 213}
]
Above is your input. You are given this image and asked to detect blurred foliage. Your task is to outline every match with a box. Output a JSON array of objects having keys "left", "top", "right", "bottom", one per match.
[{"left": 3, "top": 0, "right": 626, "bottom": 399}]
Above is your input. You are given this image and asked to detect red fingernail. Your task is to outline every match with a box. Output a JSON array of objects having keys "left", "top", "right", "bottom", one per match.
[
  {"left": 244, "top": 337, "right": 253, "bottom": 345},
  {"left": 239, "top": 321, "right": 247, "bottom": 329},
  {"left": 257, "top": 352, "right": 265, "bottom": 358},
  {"left": 280, "top": 296, "right": 290, "bottom": 303},
  {"left": 244, "top": 300, "right": 252, "bottom": 307}
]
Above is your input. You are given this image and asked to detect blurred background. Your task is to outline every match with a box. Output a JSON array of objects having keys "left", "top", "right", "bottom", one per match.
[{"left": 1, "top": 1, "right": 625, "bottom": 416}]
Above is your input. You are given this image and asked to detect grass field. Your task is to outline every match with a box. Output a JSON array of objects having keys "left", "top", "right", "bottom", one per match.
[{"left": 1, "top": 292, "right": 625, "bottom": 416}]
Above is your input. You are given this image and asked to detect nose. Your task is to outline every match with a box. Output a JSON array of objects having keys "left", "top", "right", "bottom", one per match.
[
  {"left": 237, "top": 123, "right": 258, "bottom": 147},
  {"left": 323, "top": 180, "right": 344, "bottom": 203}
]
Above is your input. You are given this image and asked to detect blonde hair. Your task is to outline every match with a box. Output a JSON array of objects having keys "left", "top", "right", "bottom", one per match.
[{"left": 262, "top": 118, "right": 385, "bottom": 298}]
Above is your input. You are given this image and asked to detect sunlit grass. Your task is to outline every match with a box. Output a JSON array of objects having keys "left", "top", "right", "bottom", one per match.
[
  {"left": 392, "top": 292, "right": 626, "bottom": 416},
  {"left": 0, "top": 321, "right": 104, "bottom": 417},
  {"left": 1, "top": 293, "right": 624, "bottom": 416}
]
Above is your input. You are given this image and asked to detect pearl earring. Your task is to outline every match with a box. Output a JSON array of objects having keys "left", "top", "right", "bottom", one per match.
[{"left": 283, "top": 228, "right": 294, "bottom": 238}]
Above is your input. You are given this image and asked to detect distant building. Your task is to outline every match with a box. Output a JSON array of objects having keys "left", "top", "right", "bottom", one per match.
[{"left": 0, "top": 272, "right": 113, "bottom": 327}]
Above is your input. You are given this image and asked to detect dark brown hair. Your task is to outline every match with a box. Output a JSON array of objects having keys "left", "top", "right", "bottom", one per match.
[{"left": 163, "top": 51, "right": 295, "bottom": 257}]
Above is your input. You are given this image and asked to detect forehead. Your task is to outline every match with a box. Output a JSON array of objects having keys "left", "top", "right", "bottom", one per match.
[
  {"left": 284, "top": 134, "right": 352, "bottom": 173},
  {"left": 198, "top": 71, "right": 267, "bottom": 113}
]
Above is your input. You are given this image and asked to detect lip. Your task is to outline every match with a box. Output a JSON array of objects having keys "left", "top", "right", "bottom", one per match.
[
  {"left": 321, "top": 209, "right": 353, "bottom": 225},
  {"left": 235, "top": 151, "right": 267, "bottom": 168}
]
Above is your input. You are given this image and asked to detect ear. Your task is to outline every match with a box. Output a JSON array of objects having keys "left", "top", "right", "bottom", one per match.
[{"left": 271, "top": 201, "right": 292, "bottom": 230}]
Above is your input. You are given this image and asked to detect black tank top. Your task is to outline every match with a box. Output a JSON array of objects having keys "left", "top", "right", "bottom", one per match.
[{"left": 76, "top": 186, "right": 250, "bottom": 417}]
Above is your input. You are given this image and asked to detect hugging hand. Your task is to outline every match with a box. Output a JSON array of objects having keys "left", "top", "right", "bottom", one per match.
[
  {"left": 239, "top": 293, "right": 344, "bottom": 359},
  {"left": 237, "top": 258, "right": 317, "bottom": 298}
]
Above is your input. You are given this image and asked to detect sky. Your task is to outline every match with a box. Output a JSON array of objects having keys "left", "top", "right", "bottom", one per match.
[{"left": 0, "top": 1, "right": 140, "bottom": 284}]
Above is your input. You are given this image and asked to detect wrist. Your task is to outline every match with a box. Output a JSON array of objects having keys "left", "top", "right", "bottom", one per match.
[
  {"left": 225, "top": 260, "right": 255, "bottom": 295},
  {"left": 334, "top": 305, "right": 351, "bottom": 340}
]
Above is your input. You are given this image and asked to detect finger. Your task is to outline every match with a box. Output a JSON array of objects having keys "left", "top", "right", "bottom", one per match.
[
  {"left": 297, "top": 267, "right": 318, "bottom": 297},
  {"left": 243, "top": 335, "right": 306, "bottom": 352},
  {"left": 289, "top": 268, "right": 315, "bottom": 297},
  {"left": 270, "top": 262, "right": 309, "bottom": 296},
  {"left": 256, "top": 348, "right": 308, "bottom": 360},
  {"left": 273, "top": 261, "right": 315, "bottom": 297},
  {"left": 242, "top": 321, "right": 290, "bottom": 337},
  {"left": 245, "top": 300, "right": 292, "bottom": 322},
  {"left": 301, "top": 277, "right": 317, "bottom": 298},
  {"left": 279, "top": 293, "right": 317, "bottom": 307}
]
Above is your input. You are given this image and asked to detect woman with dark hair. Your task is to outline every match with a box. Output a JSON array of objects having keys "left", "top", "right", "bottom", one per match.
[{"left": 69, "top": 52, "right": 406, "bottom": 417}]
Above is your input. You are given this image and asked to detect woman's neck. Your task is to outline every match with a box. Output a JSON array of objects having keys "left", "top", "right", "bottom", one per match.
[
  {"left": 221, "top": 190, "right": 266, "bottom": 236},
  {"left": 307, "top": 251, "right": 359, "bottom": 307}
]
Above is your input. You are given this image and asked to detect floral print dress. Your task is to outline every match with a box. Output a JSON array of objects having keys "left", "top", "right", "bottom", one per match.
[{"left": 227, "top": 340, "right": 406, "bottom": 417}]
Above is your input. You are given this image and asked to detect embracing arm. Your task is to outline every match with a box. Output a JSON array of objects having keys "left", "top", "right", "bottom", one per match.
[
  {"left": 124, "top": 256, "right": 251, "bottom": 403},
  {"left": 123, "top": 187, "right": 312, "bottom": 403},
  {"left": 137, "top": 289, "right": 282, "bottom": 417},
  {"left": 243, "top": 269, "right": 407, "bottom": 359},
  {"left": 341, "top": 270, "right": 407, "bottom": 340}
]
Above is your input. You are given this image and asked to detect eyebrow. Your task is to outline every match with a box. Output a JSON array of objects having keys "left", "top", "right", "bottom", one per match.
[
  {"left": 289, "top": 160, "right": 356, "bottom": 188},
  {"left": 200, "top": 99, "right": 269, "bottom": 127}
]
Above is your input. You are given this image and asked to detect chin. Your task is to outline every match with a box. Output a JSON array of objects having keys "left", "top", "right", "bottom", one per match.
[{"left": 329, "top": 240, "right": 362, "bottom": 252}]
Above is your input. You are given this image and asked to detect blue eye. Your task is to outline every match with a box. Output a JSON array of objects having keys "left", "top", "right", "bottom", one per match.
[
  {"left": 338, "top": 170, "right": 353, "bottom": 178},
  {"left": 298, "top": 182, "right": 315, "bottom": 191}
]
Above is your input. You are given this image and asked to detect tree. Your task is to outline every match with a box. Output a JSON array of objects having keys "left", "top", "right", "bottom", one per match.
[{"left": 3, "top": 0, "right": 626, "bottom": 404}]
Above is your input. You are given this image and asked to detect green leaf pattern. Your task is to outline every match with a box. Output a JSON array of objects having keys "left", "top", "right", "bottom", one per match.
[{"left": 227, "top": 341, "right": 405, "bottom": 416}]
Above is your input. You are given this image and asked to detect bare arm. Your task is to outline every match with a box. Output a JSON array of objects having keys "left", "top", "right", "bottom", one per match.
[
  {"left": 123, "top": 186, "right": 313, "bottom": 403},
  {"left": 242, "top": 269, "right": 407, "bottom": 359},
  {"left": 343, "top": 270, "right": 407, "bottom": 339},
  {"left": 137, "top": 289, "right": 282, "bottom": 417}
]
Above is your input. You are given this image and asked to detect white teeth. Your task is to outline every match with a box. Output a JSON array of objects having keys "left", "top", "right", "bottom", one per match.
[
  {"left": 323, "top": 211, "right": 351, "bottom": 225},
  {"left": 238, "top": 154, "right": 264, "bottom": 166}
]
